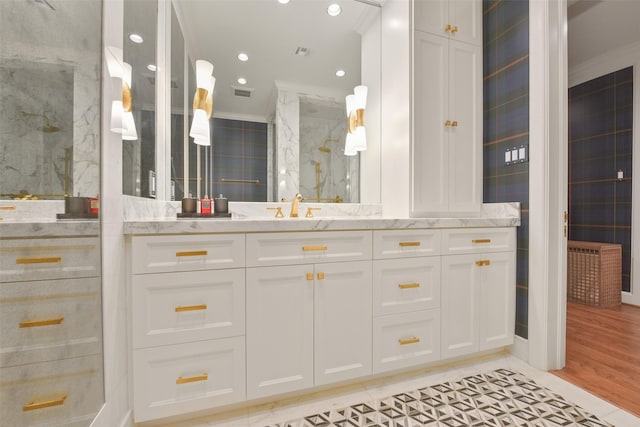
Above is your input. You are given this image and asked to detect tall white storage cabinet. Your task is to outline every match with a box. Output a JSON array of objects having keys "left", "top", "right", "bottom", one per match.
[{"left": 412, "top": 0, "right": 482, "bottom": 215}]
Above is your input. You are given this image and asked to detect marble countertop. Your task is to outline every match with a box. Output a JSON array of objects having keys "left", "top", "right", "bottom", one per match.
[
  {"left": 0, "top": 219, "right": 100, "bottom": 238},
  {"left": 124, "top": 215, "right": 520, "bottom": 235},
  {"left": 0, "top": 202, "right": 520, "bottom": 237}
]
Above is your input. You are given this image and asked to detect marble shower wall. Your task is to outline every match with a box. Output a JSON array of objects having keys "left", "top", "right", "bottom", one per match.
[
  {"left": 275, "top": 84, "right": 359, "bottom": 203},
  {"left": 0, "top": 0, "right": 101, "bottom": 200},
  {"left": 299, "top": 104, "right": 359, "bottom": 203}
]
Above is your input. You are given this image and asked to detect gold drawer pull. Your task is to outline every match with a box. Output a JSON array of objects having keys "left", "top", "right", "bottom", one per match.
[
  {"left": 0, "top": 205, "right": 16, "bottom": 210},
  {"left": 399, "top": 242, "right": 421, "bottom": 247},
  {"left": 176, "top": 373, "right": 208, "bottom": 384},
  {"left": 176, "top": 250, "right": 208, "bottom": 257},
  {"left": 16, "top": 257, "right": 62, "bottom": 265},
  {"left": 472, "top": 239, "right": 491, "bottom": 244},
  {"left": 475, "top": 260, "right": 491, "bottom": 267},
  {"left": 398, "top": 283, "right": 420, "bottom": 289},
  {"left": 175, "top": 304, "right": 207, "bottom": 313},
  {"left": 23, "top": 395, "right": 67, "bottom": 411},
  {"left": 19, "top": 317, "right": 64, "bottom": 328},
  {"left": 302, "top": 245, "right": 327, "bottom": 252},
  {"left": 398, "top": 337, "right": 420, "bottom": 345}
]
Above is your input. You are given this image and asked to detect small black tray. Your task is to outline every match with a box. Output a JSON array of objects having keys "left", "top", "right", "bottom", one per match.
[
  {"left": 177, "top": 212, "right": 232, "bottom": 219},
  {"left": 56, "top": 213, "right": 99, "bottom": 219}
]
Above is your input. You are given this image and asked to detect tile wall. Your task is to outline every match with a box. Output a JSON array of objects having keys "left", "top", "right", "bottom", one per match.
[
  {"left": 568, "top": 66, "right": 633, "bottom": 292},
  {"left": 483, "top": 0, "right": 530, "bottom": 338}
]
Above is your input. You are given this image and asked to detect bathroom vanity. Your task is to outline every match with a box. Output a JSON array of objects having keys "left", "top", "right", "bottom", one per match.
[
  {"left": 0, "top": 220, "right": 103, "bottom": 427},
  {"left": 124, "top": 203, "right": 519, "bottom": 423}
]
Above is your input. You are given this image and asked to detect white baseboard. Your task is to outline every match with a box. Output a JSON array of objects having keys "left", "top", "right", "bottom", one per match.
[{"left": 511, "top": 335, "right": 529, "bottom": 362}]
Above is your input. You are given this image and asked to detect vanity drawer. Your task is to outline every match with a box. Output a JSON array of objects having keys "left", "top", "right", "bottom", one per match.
[
  {"left": 0, "top": 354, "right": 103, "bottom": 427},
  {"left": 0, "top": 237, "right": 100, "bottom": 283},
  {"left": 373, "top": 310, "right": 440, "bottom": 374},
  {"left": 373, "top": 229, "right": 441, "bottom": 259},
  {"left": 442, "top": 228, "right": 515, "bottom": 254},
  {"left": 0, "top": 277, "right": 102, "bottom": 367},
  {"left": 246, "top": 231, "right": 372, "bottom": 267},
  {"left": 133, "top": 336, "right": 246, "bottom": 422},
  {"left": 132, "top": 269, "right": 245, "bottom": 349},
  {"left": 131, "top": 234, "right": 245, "bottom": 274},
  {"left": 373, "top": 257, "right": 440, "bottom": 316}
]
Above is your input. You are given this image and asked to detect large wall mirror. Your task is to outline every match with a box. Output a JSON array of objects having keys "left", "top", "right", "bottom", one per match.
[
  {"left": 0, "top": 0, "right": 104, "bottom": 425},
  {"left": 123, "top": 0, "right": 381, "bottom": 204}
]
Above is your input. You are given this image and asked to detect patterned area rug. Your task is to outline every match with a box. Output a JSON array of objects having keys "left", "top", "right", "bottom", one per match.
[{"left": 268, "top": 369, "right": 613, "bottom": 427}]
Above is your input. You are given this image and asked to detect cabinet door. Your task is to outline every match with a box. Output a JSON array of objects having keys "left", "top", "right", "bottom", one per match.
[
  {"left": 448, "top": 39, "right": 482, "bottom": 212},
  {"left": 246, "top": 265, "right": 313, "bottom": 399},
  {"left": 450, "top": 0, "right": 482, "bottom": 46},
  {"left": 479, "top": 251, "right": 515, "bottom": 351},
  {"left": 412, "top": 31, "right": 449, "bottom": 214},
  {"left": 314, "top": 261, "right": 372, "bottom": 386},
  {"left": 414, "top": 0, "right": 448, "bottom": 37},
  {"left": 441, "top": 254, "right": 479, "bottom": 358},
  {"left": 414, "top": 0, "right": 481, "bottom": 46}
]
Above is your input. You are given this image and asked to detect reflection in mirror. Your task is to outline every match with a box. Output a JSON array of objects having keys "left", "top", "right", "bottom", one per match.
[
  {"left": 122, "top": 0, "right": 157, "bottom": 198},
  {"left": 177, "top": 0, "right": 379, "bottom": 203},
  {"left": 0, "top": 0, "right": 101, "bottom": 200},
  {"left": 170, "top": 1, "right": 186, "bottom": 200},
  {"left": 164, "top": 0, "right": 381, "bottom": 203}
]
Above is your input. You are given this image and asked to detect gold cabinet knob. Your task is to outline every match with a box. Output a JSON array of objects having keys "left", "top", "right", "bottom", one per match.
[
  {"left": 445, "top": 24, "right": 452, "bottom": 32},
  {"left": 452, "top": 121, "right": 458, "bottom": 127},
  {"left": 444, "top": 120, "right": 452, "bottom": 127},
  {"left": 452, "top": 25, "right": 458, "bottom": 33}
]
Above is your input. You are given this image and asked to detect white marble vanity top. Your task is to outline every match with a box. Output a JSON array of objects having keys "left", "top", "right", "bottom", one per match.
[
  {"left": 124, "top": 202, "right": 520, "bottom": 235},
  {"left": 0, "top": 219, "right": 100, "bottom": 239},
  {"left": 0, "top": 199, "right": 520, "bottom": 238}
]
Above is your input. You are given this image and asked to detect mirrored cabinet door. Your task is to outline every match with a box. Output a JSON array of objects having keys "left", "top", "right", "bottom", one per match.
[{"left": 0, "top": 0, "right": 104, "bottom": 425}]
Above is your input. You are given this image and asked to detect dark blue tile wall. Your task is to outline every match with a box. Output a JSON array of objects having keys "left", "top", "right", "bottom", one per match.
[
  {"left": 568, "top": 66, "right": 633, "bottom": 292},
  {"left": 483, "top": 0, "right": 529, "bottom": 338},
  {"left": 212, "top": 118, "right": 268, "bottom": 202}
]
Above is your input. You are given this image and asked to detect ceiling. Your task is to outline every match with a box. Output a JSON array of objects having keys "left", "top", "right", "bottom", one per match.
[
  {"left": 173, "top": 0, "right": 380, "bottom": 122},
  {"left": 568, "top": 0, "right": 640, "bottom": 68}
]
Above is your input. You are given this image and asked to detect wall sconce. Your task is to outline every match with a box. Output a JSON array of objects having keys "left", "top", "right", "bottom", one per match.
[
  {"left": 344, "top": 85, "right": 367, "bottom": 156},
  {"left": 106, "top": 50, "right": 138, "bottom": 141},
  {"left": 189, "top": 60, "right": 215, "bottom": 146}
]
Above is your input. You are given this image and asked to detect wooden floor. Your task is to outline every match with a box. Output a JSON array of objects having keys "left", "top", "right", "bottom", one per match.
[{"left": 551, "top": 302, "right": 640, "bottom": 417}]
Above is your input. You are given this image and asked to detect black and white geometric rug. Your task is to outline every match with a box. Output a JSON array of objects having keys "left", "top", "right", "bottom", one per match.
[{"left": 268, "top": 369, "right": 613, "bottom": 426}]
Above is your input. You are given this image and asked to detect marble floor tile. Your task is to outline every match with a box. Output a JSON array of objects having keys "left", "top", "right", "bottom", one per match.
[{"left": 171, "top": 353, "right": 640, "bottom": 427}]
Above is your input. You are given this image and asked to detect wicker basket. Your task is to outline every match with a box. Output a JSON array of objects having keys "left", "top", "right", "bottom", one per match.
[{"left": 567, "top": 241, "right": 622, "bottom": 307}]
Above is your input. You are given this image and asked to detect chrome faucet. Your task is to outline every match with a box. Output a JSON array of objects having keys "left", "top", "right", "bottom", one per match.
[{"left": 289, "top": 193, "right": 303, "bottom": 217}]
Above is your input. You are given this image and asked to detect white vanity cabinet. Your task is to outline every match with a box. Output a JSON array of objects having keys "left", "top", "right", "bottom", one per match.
[
  {"left": 440, "top": 228, "right": 516, "bottom": 359},
  {"left": 372, "top": 230, "right": 442, "bottom": 373},
  {"left": 246, "top": 231, "right": 372, "bottom": 399},
  {"left": 412, "top": 0, "right": 482, "bottom": 215},
  {"left": 0, "top": 234, "right": 103, "bottom": 426},
  {"left": 129, "top": 234, "right": 246, "bottom": 423}
]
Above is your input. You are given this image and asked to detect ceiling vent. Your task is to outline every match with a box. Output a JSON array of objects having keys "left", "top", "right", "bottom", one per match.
[
  {"left": 295, "top": 46, "right": 310, "bottom": 56},
  {"left": 233, "top": 87, "right": 254, "bottom": 98}
]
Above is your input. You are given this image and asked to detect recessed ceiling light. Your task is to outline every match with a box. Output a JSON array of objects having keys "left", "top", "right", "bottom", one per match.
[
  {"left": 327, "top": 3, "right": 341, "bottom": 16},
  {"left": 336, "top": 69, "right": 346, "bottom": 77},
  {"left": 237, "top": 52, "right": 249, "bottom": 62},
  {"left": 129, "top": 33, "right": 144, "bottom": 44},
  {"left": 237, "top": 77, "right": 247, "bottom": 85},
  {"left": 278, "top": 0, "right": 290, "bottom": 4},
  {"left": 147, "top": 64, "right": 157, "bottom": 72}
]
